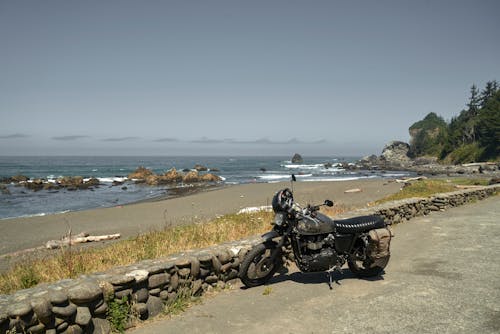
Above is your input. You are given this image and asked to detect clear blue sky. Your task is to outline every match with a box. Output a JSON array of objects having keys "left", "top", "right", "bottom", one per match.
[{"left": 1, "top": 0, "right": 499, "bottom": 156}]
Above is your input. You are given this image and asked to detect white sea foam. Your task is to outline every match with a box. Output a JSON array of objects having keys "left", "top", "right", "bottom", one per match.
[
  {"left": 0, "top": 210, "right": 70, "bottom": 221},
  {"left": 97, "top": 177, "right": 128, "bottom": 183},
  {"left": 282, "top": 163, "right": 325, "bottom": 169},
  {"left": 301, "top": 175, "right": 378, "bottom": 182},
  {"left": 258, "top": 173, "right": 312, "bottom": 181},
  {"left": 258, "top": 174, "right": 289, "bottom": 180}
]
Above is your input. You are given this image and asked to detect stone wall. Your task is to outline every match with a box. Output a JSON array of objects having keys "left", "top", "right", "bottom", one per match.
[
  {"left": 334, "top": 184, "right": 498, "bottom": 225},
  {"left": 0, "top": 185, "right": 498, "bottom": 334}
]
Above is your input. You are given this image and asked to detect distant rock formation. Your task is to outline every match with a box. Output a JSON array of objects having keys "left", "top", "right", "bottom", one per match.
[
  {"left": 2, "top": 176, "right": 102, "bottom": 192},
  {"left": 193, "top": 164, "right": 208, "bottom": 171},
  {"left": 0, "top": 164, "right": 223, "bottom": 192},
  {"left": 380, "top": 141, "right": 412, "bottom": 166},
  {"left": 128, "top": 166, "right": 154, "bottom": 180},
  {"left": 291, "top": 153, "right": 303, "bottom": 163},
  {"left": 163, "top": 168, "right": 183, "bottom": 183},
  {"left": 183, "top": 170, "right": 200, "bottom": 183},
  {"left": 127, "top": 166, "right": 222, "bottom": 185},
  {"left": 356, "top": 140, "right": 500, "bottom": 177}
]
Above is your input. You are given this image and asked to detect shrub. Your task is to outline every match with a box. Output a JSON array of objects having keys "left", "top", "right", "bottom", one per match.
[{"left": 106, "top": 296, "right": 131, "bottom": 333}]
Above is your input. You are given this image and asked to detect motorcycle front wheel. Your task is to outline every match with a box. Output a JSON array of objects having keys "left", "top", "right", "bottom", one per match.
[
  {"left": 348, "top": 243, "right": 389, "bottom": 278},
  {"left": 239, "top": 242, "right": 282, "bottom": 288}
]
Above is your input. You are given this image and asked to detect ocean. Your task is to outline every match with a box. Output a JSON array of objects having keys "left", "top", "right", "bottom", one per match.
[{"left": 0, "top": 156, "right": 410, "bottom": 219}]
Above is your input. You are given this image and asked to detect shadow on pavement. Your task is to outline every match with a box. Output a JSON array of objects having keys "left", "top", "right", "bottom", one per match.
[{"left": 240, "top": 266, "right": 385, "bottom": 290}]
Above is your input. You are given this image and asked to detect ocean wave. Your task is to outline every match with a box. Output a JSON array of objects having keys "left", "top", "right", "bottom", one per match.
[
  {"left": 258, "top": 173, "right": 313, "bottom": 181},
  {"left": 258, "top": 174, "right": 292, "bottom": 181},
  {"left": 282, "top": 163, "right": 325, "bottom": 169},
  {"left": 96, "top": 177, "right": 128, "bottom": 183},
  {"left": 0, "top": 210, "right": 70, "bottom": 221},
  {"left": 281, "top": 163, "right": 344, "bottom": 172},
  {"left": 301, "top": 175, "right": 379, "bottom": 182}
]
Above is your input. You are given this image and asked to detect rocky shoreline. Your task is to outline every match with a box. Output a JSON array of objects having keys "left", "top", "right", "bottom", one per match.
[
  {"left": 127, "top": 166, "right": 222, "bottom": 186},
  {"left": 0, "top": 165, "right": 223, "bottom": 195},
  {"left": 352, "top": 141, "right": 500, "bottom": 178}
]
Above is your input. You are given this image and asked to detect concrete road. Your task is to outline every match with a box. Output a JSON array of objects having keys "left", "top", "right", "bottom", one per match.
[{"left": 130, "top": 196, "right": 500, "bottom": 334}]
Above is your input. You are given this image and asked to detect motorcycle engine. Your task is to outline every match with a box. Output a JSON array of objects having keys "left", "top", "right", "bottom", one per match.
[{"left": 298, "top": 234, "right": 339, "bottom": 272}]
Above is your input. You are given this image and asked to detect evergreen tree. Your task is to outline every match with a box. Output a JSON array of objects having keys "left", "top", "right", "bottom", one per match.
[
  {"left": 480, "top": 81, "right": 497, "bottom": 108},
  {"left": 416, "top": 81, "right": 499, "bottom": 163},
  {"left": 466, "top": 84, "right": 480, "bottom": 117},
  {"left": 408, "top": 112, "right": 447, "bottom": 157},
  {"left": 477, "top": 90, "right": 500, "bottom": 159}
]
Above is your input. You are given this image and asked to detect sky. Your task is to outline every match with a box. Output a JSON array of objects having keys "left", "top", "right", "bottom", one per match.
[{"left": 1, "top": 0, "right": 499, "bottom": 156}]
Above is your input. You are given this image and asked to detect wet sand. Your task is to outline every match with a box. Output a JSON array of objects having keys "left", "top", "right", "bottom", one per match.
[{"left": 0, "top": 179, "right": 401, "bottom": 270}]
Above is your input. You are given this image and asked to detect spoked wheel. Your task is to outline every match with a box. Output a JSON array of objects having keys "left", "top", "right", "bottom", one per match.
[
  {"left": 348, "top": 243, "right": 389, "bottom": 278},
  {"left": 239, "top": 243, "right": 282, "bottom": 288}
]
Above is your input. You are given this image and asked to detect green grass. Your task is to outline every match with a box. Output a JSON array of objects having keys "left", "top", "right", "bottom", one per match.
[
  {"left": 164, "top": 285, "right": 200, "bottom": 316},
  {"left": 442, "top": 177, "right": 490, "bottom": 186},
  {"left": 107, "top": 296, "right": 131, "bottom": 333},
  {"left": 262, "top": 286, "right": 273, "bottom": 295},
  {"left": 374, "top": 179, "right": 458, "bottom": 204}
]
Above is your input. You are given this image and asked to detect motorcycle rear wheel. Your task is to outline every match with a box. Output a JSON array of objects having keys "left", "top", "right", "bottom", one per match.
[
  {"left": 239, "top": 243, "right": 282, "bottom": 288},
  {"left": 348, "top": 244, "right": 389, "bottom": 277}
]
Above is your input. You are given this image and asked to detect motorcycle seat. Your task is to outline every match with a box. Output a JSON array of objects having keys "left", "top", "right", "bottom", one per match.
[{"left": 334, "top": 215, "right": 386, "bottom": 234}]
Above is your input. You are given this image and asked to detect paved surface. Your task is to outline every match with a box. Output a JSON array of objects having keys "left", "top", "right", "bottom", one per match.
[{"left": 130, "top": 196, "right": 500, "bottom": 334}]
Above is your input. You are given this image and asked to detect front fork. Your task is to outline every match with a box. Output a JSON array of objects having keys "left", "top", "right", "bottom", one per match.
[{"left": 261, "top": 226, "right": 291, "bottom": 266}]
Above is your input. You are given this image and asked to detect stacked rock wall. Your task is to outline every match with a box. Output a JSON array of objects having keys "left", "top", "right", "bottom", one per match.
[
  {"left": 0, "top": 185, "right": 498, "bottom": 333},
  {"left": 334, "top": 185, "right": 498, "bottom": 225}
]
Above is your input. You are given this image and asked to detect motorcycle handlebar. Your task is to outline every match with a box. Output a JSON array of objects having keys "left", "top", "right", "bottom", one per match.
[{"left": 285, "top": 199, "right": 334, "bottom": 218}]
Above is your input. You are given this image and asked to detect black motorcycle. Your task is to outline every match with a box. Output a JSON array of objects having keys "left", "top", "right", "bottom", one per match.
[{"left": 239, "top": 178, "right": 393, "bottom": 289}]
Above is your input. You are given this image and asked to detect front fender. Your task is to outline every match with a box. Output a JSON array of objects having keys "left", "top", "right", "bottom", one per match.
[{"left": 261, "top": 230, "right": 280, "bottom": 242}]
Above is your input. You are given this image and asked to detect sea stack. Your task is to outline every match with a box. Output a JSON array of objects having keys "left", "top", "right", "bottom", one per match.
[{"left": 291, "top": 153, "right": 303, "bottom": 163}]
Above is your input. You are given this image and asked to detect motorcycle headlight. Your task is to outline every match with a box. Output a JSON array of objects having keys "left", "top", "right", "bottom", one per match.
[{"left": 273, "top": 213, "right": 285, "bottom": 226}]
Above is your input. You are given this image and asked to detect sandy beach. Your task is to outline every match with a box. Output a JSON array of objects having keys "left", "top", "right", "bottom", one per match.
[{"left": 0, "top": 179, "right": 401, "bottom": 271}]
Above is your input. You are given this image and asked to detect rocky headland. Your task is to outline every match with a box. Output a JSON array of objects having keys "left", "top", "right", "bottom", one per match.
[{"left": 357, "top": 140, "right": 500, "bottom": 178}]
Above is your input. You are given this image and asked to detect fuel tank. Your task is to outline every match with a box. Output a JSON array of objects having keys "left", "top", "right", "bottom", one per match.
[{"left": 296, "top": 212, "right": 335, "bottom": 235}]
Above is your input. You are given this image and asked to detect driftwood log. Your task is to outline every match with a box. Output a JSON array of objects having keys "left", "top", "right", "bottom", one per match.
[
  {"left": 46, "top": 232, "right": 121, "bottom": 249},
  {"left": 454, "top": 184, "right": 485, "bottom": 189},
  {"left": 395, "top": 176, "right": 428, "bottom": 183}
]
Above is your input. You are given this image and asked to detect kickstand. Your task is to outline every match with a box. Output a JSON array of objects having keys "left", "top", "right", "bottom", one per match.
[
  {"left": 327, "top": 266, "right": 342, "bottom": 290},
  {"left": 327, "top": 271, "right": 333, "bottom": 290}
]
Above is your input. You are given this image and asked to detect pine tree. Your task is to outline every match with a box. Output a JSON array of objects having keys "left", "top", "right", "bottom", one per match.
[
  {"left": 477, "top": 90, "right": 500, "bottom": 159},
  {"left": 480, "top": 81, "right": 497, "bottom": 108},
  {"left": 466, "top": 84, "right": 480, "bottom": 117}
]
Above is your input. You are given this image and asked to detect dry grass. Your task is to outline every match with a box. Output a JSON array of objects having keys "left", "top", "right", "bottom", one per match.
[
  {"left": 0, "top": 204, "right": 347, "bottom": 295},
  {"left": 320, "top": 203, "right": 351, "bottom": 217},
  {"left": 0, "top": 211, "right": 276, "bottom": 294}
]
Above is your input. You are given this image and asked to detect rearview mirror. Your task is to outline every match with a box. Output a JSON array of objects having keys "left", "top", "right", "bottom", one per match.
[{"left": 324, "top": 200, "right": 334, "bottom": 207}]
